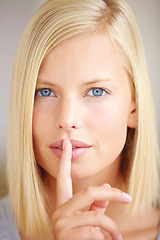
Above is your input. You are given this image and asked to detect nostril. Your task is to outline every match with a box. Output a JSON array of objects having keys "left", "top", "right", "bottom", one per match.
[{"left": 58, "top": 124, "right": 77, "bottom": 129}]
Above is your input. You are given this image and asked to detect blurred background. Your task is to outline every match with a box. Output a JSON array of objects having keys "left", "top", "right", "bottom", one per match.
[{"left": 0, "top": 0, "right": 160, "bottom": 198}]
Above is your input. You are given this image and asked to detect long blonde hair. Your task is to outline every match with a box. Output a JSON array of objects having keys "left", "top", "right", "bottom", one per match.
[{"left": 7, "top": 0, "right": 160, "bottom": 238}]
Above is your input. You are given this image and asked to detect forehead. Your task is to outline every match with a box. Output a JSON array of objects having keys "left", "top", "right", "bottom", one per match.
[{"left": 38, "top": 31, "right": 128, "bottom": 86}]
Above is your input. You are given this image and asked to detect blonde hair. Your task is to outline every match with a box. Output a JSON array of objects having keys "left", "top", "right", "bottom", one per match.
[{"left": 7, "top": 0, "right": 160, "bottom": 238}]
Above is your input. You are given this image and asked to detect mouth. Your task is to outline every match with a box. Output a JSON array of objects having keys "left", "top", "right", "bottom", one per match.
[{"left": 50, "top": 139, "right": 91, "bottom": 160}]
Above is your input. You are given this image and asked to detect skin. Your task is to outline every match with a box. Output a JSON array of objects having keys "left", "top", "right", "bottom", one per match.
[
  {"left": 33, "top": 31, "right": 136, "bottom": 185},
  {"left": 31, "top": 32, "right": 159, "bottom": 240}
]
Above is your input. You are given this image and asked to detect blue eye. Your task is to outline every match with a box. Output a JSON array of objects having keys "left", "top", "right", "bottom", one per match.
[
  {"left": 87, "top": 88, "right": 107, "bottom": 97},
  {"left": 36, "top": 88, "right": 55, "bottom": 97}
]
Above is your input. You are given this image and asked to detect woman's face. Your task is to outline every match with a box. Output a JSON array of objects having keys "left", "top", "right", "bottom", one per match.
[{"left": 32, "top": 31, "right": 136, "bottom": 182}]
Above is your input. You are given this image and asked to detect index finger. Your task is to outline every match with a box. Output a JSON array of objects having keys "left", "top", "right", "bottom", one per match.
[{"left": 56, "top": 139, "right": 73, "bottom": 208}]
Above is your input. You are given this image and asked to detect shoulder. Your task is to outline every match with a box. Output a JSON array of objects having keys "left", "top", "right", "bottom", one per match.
[
  {"left": 130, "top": 207, "right": 160, "bottom": 240},
  {"left": 0, "top": 196, "right": 20, "bottom": 240},
  {"left": 134, "top": 207, "right": 160, "bottom": 240},
  {"left": 116, "top": 206, "right": 160, "bottom": 239}
]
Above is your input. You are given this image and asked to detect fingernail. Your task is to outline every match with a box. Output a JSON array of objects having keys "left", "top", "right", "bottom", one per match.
[
  {"left": 122, "top": 192, "right": 133, "bottom": 201},
  {"left": 76, "top": 211, "right": 81, "bottom": 214},
  {"left": 103, "top": 183, "right": 111, "bottom": 188},
  {"left": 95, "top": 226, "right": 100, "bottom": 231},
  {"left": 62, "top": 140, "right": 66, "bottom": 150}
]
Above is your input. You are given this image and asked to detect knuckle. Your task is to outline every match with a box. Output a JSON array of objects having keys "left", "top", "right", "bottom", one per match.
[
  {"left": 52, "top": 217, "right": 65, "bottom": 232},
  {"left": 53, "top": 219, "right": 67, "bottom": 240},
  {"left": 89, "top": 227, "right": 105, "bottom": 240},
  {"left": 83, "top": 226, "right": 104, "bottom": 240},
  {"left": 91, "top": 211, "right": 120, "bottom": 239},
  {"left": 82, "top": 226, "right": 95, "bottom": 237},
  {"left": 88, "top": 226, "right": 96, "bottom": 233},
  {"left": 92, "top": 211, "right": 103, "bottom": 221},
  {"left": 84, "top": 186, "right": 95, "bottom": 198}
]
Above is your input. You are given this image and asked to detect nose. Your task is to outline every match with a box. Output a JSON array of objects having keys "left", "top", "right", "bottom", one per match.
[{"left": 55, "top": 98, "right": 81, "bottom": 131}]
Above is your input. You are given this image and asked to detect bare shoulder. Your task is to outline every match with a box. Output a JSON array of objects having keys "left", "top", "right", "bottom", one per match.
[{"left": 120, "top": 207, "right": 160, "bottom": 240}]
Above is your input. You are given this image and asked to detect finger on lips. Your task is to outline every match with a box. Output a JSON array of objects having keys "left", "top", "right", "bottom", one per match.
[
  {"left": 56, "top": 139, "right": 73, "bottom": 208},
  {"left": 54, "top": 139, "right": 128, "bottom": 240}
]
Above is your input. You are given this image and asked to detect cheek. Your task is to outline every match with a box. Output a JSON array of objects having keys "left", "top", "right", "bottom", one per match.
[
  {"left": 32, "top": 106, "right": 50, "bottom": 165},
  {"left": 32, "top": 109, "right": 44, "bottom": 144},
  {"left": 32, "top": 104, "right": 52, "bottom": 143},
  {"left": 32, "top": 107, "right": 58, "bottom": 175},
  {"left": 90, "top": 101, "right": 129, "bottom": 151}
]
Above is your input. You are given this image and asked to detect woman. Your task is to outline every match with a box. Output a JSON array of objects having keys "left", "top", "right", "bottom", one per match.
[{"left": 1, "top": 0, "right": 160, "bottom": 239}]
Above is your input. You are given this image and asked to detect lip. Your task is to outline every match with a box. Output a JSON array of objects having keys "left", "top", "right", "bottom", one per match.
[{"left": 50, "top": 139, "right": 91, "bottom": 160}]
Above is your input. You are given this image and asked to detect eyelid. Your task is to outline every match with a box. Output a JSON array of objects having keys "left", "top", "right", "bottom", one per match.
[
  {"left": 85, "top": 87, "right": 111, "bottom": 96},
  {"left": 35, "top": 88, "right": 56, "bottom": 97}
]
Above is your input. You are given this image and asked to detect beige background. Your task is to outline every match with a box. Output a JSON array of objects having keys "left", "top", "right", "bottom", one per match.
[{"left": 0, "top": 0, "right": 160, "bottom": 198}]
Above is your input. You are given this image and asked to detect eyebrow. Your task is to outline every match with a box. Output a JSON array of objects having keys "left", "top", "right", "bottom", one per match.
[
  {"left": 36, "top": 78, "right": 58, "bottom": 87},
  {"left": 82, "top": 79, "right": 113, "bottom": 86},
  {"left": 36, "top": 78, "right": 113, "bottom": 87}
]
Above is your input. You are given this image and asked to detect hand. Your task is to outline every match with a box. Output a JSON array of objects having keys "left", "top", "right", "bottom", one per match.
[{"left": 52, "top": 139, "right": 132, "bottom": 240}]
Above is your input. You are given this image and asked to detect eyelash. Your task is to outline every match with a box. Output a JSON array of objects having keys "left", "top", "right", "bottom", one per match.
[
  {"left": 35, "top": 87, "right": 110, "bottom": 98},
  {"left": 35, "top": 88, "right": 56, "bottom": 97},
  {"left": 86, "top": 88, "right": 109, "bottom": 97}
]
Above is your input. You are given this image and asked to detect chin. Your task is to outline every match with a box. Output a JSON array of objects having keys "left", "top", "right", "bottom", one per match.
[
  {"left": 70, "top": 165, "right": 100, "bottom": 182},
  {"left": 71, "top": 171, "right": 88, "bottom": 182}
]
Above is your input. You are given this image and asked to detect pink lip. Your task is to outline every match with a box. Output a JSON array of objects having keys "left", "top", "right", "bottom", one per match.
[{"left": 50, "top": 139, "right": 91, "bottom": 160}]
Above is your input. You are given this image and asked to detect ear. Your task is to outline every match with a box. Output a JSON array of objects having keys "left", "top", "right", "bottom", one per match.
[{"left": 127, "top": 99, "right": 138, "bottom": 128}]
